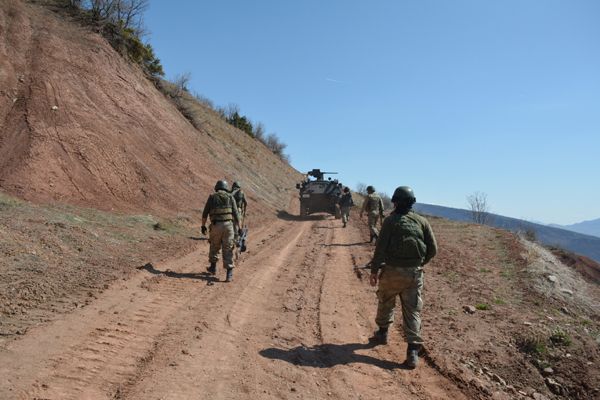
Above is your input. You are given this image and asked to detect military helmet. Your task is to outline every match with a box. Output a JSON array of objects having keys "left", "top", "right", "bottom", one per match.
[
  {"left": 391, "top": 186, "right": 416, "bottom": 203},
  {"left": 214, "top": 180, "right": 229, "bottom": 191},
  {"left": 232, "top": 181, "right": 241, "bottom": 189},
  {"left": 366, "top": 185, "right": 375, "bottom": 193},
  {"left": 343, "top": 186, "right": 350, "bottom": 193}
]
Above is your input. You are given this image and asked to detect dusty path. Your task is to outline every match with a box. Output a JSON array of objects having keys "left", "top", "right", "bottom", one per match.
[{"left": 0, "top": 214, "right": 467, "bottom": 400}]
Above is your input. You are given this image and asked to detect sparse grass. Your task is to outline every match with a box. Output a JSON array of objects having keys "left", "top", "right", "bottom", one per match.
[
  {"left": 475, "top": 303, "right": 491, "bottom": 311},
  {"left": 517, "top": 335, "right": 548, "bottom": 356},
  {"left": 479, "top": 268, "right": 492, "bottom": 273},
  {"left": 443, "top": 270, "right": 460, "bottom": 283},
  {"left": 500, "top": 269, "right": 514, "bottom": 279},
  {"left": 549, "top": 328, "right": 572, "bottom": 347},
  {"left": 493, "top": 297, "right": 506, "bottom": 305},
  {"left": 0, "top": 192, "right": 23, "bottom": 209}
]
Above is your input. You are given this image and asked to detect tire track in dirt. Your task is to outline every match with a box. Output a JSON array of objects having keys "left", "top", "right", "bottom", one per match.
[
  {"left": 122, "top": 217, "right": 322, "bottom": 399},
  {"left": 0, "top": 214, "right": 469, "bottom": 400}
]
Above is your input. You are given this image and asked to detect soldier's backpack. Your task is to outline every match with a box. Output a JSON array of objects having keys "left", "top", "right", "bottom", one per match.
[{"left": 386, "top": 213, "right": 427, "bottom": 268}]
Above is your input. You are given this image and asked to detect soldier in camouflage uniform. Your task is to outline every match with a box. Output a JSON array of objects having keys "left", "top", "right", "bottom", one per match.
[
  {"left": 338, "top": 187, "right": 354, "bottom": 228},
  {"left": 368, "top": 186, "right": 437, "bottom": 369},
  {"left": 360, "top": 185, "right": 385, "bottom": 242},
  {"left": 201, "top": 180, "right": 241, "bottom": 282},
  {"left": 230, "top": 181, "right": 248, "bottom": 226}
]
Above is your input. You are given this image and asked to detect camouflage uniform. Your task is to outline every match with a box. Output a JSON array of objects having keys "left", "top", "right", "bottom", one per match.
[
  {"left": 338, "top": 192, "right": 354, "bottom": 226},
  {"left": 361, "top": 192, "right": 385, "bottom": 240},
  {"left": 231, "top": 187, "right": 248, "bottom": 226},
  {"left": 371, "top": 210, "right": 437, "bottom": 345},
  {"left": 202, "top": 190, "right": 240, "bottom": 270}
]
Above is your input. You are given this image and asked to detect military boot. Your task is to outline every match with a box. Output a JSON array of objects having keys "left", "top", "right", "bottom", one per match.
[
  {"left": 225, "top": 268, "right": 233, "bottom": 282},
  {"left": 369, "top": 327, "right": 388, "bottom": 345},
  {"left": 207, "top": 262, "right": 216, "bottom": 275},
  {"left": 405, "top": 343, "right": 422, "bottom": 369}
]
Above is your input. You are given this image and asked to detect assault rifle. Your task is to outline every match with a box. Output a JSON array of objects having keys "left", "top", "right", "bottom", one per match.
[{"left": 237, "top": 226, "right": 248, "bottom": 252}]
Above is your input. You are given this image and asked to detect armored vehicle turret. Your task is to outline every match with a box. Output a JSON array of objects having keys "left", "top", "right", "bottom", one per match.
[{"left": 296, "top": 169, "right": 343, "bottom": 218}]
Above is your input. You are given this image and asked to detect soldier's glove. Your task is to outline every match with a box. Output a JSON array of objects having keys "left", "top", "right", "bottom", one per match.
[
  {"left": 238, "top": 228, "right": 243, "bottom": 236},
  {"left": 201, "top": 225, "right": 207, "bottom": 235}
]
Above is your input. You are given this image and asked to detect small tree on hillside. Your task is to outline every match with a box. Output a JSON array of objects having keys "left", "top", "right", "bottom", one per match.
[
  {"left": 380, "top": 192, "right": 393, "bottom": 211},
  {"left": 356, "top": 183, "right": 367, "bottom": 196},
  {"left": 467, "top": 191, "right": 490, "bottom": 225},
  {"left": 173, "top": 72, "right": 192, "bottom": 95}
]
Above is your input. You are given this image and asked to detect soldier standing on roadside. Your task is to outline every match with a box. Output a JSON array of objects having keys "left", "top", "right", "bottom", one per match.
[
  {"left": 368, "top": 186, "right": 437, "bottom": 369},
  {"left": 338, "top": 187, "right": 354, "bottom": 228},
  {"left": 360, "top": 185, "right": 385, "bottom": 242},
  {"left": 201, "top": 180, "right": 241, "bottom": 282},
  {"left": 230, "top": 181, "right": 248, "bottom": 226}
]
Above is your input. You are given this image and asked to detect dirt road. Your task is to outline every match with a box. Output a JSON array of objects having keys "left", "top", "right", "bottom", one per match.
[{"left": 0, "top": 213, "right": 467, "bottom": 400}]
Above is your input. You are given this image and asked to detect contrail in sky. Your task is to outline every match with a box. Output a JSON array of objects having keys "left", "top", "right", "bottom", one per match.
[{"left": 325, "top": 77, "right": 345, "bottom": 84}]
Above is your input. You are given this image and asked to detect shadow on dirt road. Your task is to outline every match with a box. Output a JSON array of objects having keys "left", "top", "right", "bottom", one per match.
[
  {"left": 259, "top": 342, "right": 409, "bottom": 370},
  {"left": 137, "top": 263, "right": 218, "bottom": 283}
]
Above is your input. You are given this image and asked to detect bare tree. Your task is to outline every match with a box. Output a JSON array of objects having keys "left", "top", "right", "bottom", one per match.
[
  {"left": 356, "top": 183, "right": 368, "bottom": 196},
  {"left": 173, "top": 72, "right": 192, "bottom": 96},
  {"left": 253, "top": 121, "right": 266, "bottom": 141},
  {"left": 467, "top": 191, "right": 490, "bottom": 225},
  {"left": 84, "top": 0, "right": 148, "bottom": 32}
]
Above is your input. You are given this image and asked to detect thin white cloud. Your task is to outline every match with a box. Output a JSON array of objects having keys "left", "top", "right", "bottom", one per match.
[{"left": 325, "top": 77, "right": 345, "bottom": 84}]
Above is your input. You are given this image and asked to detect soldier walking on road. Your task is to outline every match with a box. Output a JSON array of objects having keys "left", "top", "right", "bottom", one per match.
[
  {"left": 360, "top": 185, "right": 385, "bottom": 242},
  {"left": 338, "top": 187, "right": 354, "bottom": 228},
  {"left": 230, "top": 181, "right": 248, "bottom": 226},
  {"left": 368, "top": 186, "right": 437, "bottom": 369},
  {"left": 201, "top": 180, "right": 242, "bottom": 282}
]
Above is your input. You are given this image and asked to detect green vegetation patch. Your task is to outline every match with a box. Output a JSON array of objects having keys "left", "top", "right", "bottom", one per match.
[
  {"left": 549, "top": 328, "right": 572, "bottom": 347},
  {"left": 517, "top": 335, "right": 548, "bottom": 356},
  {"left": 475, "top": 303, "right": 491, "bottom": 311}
]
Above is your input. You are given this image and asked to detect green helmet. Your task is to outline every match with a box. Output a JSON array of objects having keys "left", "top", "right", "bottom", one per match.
[
  {"left": 366, "top": 185, "right": 375, "bottom": 193},
  {"left": 215, "top": 180, "right": 229, "bottom": 191},
  {"left": 232, "top": 181, "right": 241, "bottom": 189},
  {"left": 391, "top": 186, "right": 416, "bottom": 204}
]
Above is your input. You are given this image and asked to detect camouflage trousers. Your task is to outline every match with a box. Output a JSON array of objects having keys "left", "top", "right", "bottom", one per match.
[
  {"left": 341, "top": 206, "right": 351, "bottom": 224},
  {"left": 375, "top": 267, "right": 424, "bottom": 344},
  {"left": 367, "top": 212, "right": 380, "bottom": 237},
  {"left": 209, "top": 221, "right": 235, "bottom": 269}
]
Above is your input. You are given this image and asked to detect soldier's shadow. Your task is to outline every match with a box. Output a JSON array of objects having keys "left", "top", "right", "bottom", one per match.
[
  {"left": 137, "top": 263, "right": 218, "bottom": 283},
  {"left": 259, "top": 342, "right": 408, "bottom": 370}
]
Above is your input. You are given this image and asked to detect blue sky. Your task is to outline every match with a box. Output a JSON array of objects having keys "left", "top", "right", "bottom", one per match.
[{"left": 145, "top": 0, "right": 599, "bottom": 225}]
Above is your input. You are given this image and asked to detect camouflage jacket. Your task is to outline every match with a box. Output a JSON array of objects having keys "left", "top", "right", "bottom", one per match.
[
  {"left": 371, "top": 210, "right": 437, "bottom": 272},
  {"left": 338, "top": 192, "right": 354, "bottom": 207},
  {"left": 231, "top": 188, "right": 248, "bottom": 213},
  {"left": 202, "top": 190, "right": 240, "bottom": 223},
  {"left": 362, "top": 193, "right": 384, "bottom": 216}
]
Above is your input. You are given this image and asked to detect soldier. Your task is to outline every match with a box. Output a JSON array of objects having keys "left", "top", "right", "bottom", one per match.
[
  {"left": 338, "top": 187, "right": 354, "bottom": 228},
  {"left": 360, "top": 185, "right": 385, "bottom": 242},
  {"left": 368, "top": 186, "right": 437, "bottom": 369},
  {"left": 201, "top": 180, "right": 241, "bottom": 282},
  {"left": 230, "top": 181, "right": 248, "bottom": 226}
]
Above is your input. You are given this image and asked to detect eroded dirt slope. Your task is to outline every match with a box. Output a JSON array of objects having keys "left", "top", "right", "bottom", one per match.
[{"left": 0, "top": 0, "right": 301, "bottom": 215}]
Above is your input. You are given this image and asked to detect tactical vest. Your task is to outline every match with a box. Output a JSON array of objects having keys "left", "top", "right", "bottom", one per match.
[
  {"left": 231, "top": 189, "right": 244, "bottom": 208},
  {"left": 385, "top": 212, "right": 427, "bottom": 268},
  {"left": 365, "top": 194, "right": 381, "bottom": 213},
  {"left": 209, "top": 191, "right": 234, "bottom": 222}
]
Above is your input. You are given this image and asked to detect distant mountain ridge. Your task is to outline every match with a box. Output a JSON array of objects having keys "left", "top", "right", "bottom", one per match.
[
  {"left": 413, "top": 203, "right": 600, "bottom": 263},
  {"left": 549, "top": 218, "right": 600, "bottom": 239}
]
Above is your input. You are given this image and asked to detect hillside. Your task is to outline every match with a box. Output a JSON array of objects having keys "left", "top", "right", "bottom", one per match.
[
  {"left": 414, "top": 203, "right": 600, "bottom": 264},
  {"left": 0, "top": 0, "right": 301, "bottom": 216}
]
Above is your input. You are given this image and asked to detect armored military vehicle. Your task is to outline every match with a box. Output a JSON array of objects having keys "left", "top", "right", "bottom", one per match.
[{"left": 296, "top": 169, "right": 343, "bottom": 218}]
